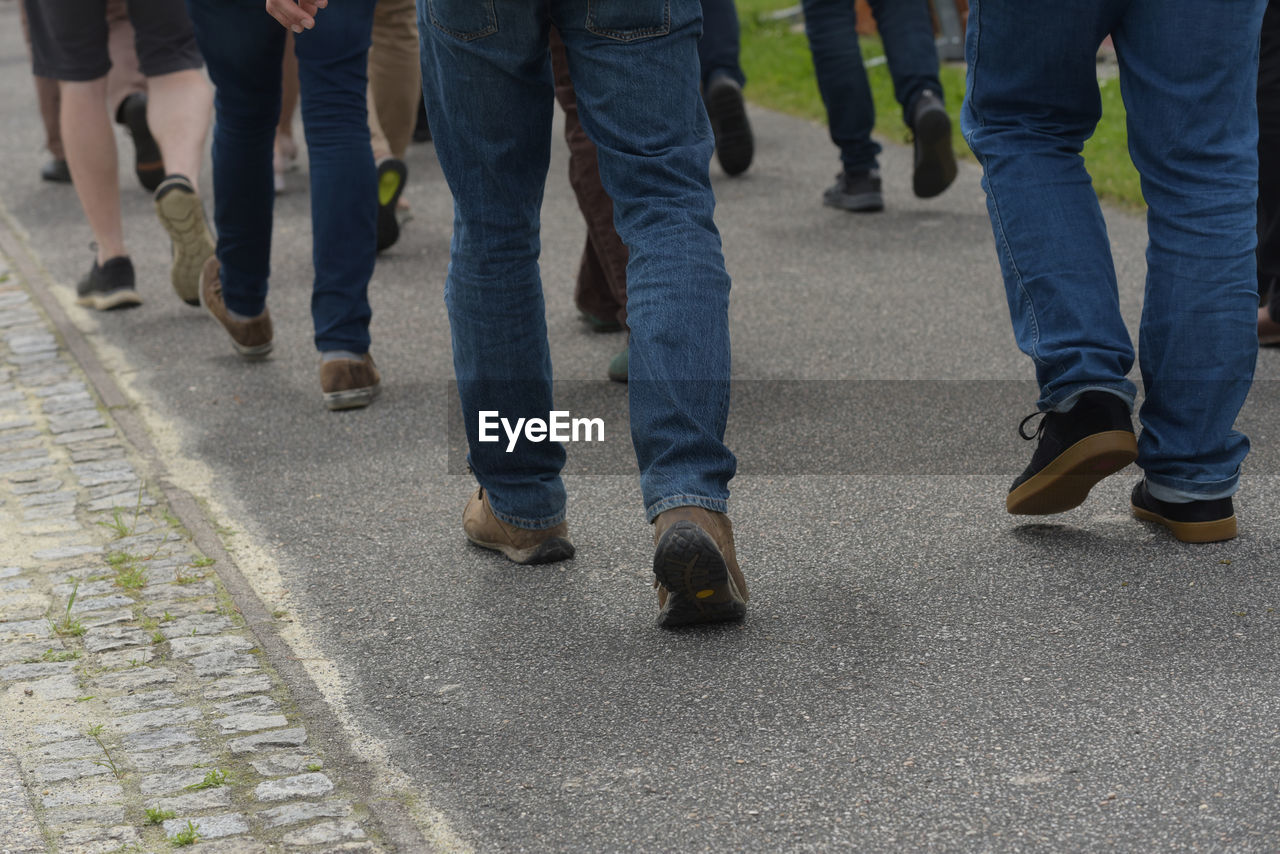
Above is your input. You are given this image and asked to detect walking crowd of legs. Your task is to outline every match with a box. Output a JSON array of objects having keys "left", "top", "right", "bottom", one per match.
[{"left": 13, "top": 0, "right": 1274, "bottom": 628}]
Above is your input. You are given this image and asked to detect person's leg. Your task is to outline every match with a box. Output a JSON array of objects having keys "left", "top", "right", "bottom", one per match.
[
  {"left": 105, "top": 0, "right": 145, "bottom": 118},
  {"left": 106, "top": 0, "right": 164, "bottom": 191},
  {"left": 419, "top": 1, "right": 566, "bottom": 528},
  {"left": 801, "top": 0, "right": 879, "bottom": 174},
  {"left": 294, "top": 0, "right": 378, "bottom": 356},
  {"left": 1259, "top": 0, "right": 1280, "bottom": 334},
  {"left": 698, "top": 0, "right": 744, "bottom": 88},
  {"left": 26, "top": 0, "right": 122, "bottom": 261},
  {"left": 556, "top": 0, "right": 736, "bottom": 522},
  {"left": 368, "top": 0, "right": 420, "bottom": 160},
  {"left": 61, "top": 78, "right": 127, "bottom": 263},
  {"left": 1114, "top": 0, "right": 1263, "bottom": 506},
  {"left": 126, "top": 0, "right": 210, "bottom": 187},
  {"left": 867, "top": 0, "right": 955, "bottom": 198},
  {"left": 699, "top": 0, "right": 753, "bottom": 177},
  {"left": 18, "top": 1, "right": 67, "bottom": 175},
  {"left": 550, "top": 28, "right": 628, "bottom": 330},
  {"left": 963, "top": 0, "right": 1134, "bottom": 411},
  {"left": 274, "top": 33, "right": 300, "bottom": 192},
  {"left": 185, "top": 0, "right": 282, "bottom": 319},
  {"left": 963, "top": 0, "right": 1141, "bottom": 516},
  {"left": 864, "top": 0, "right": 942, "bottom": 122},
  {"left": 560, "top": 0, "right": 746, "bottom": 623}
]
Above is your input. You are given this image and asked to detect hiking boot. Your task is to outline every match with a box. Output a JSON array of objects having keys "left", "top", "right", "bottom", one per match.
[
  {"left": 155, "top": 175, "right": 216, "bottom": 306},
  {"left": 463, "top": 486, "right": 575, "bottom": 564},
  {"left": 1130, "top": 479, "right": 1236, "bottom": 543},
  {"left": 823, "top": 169, "right": 884, "bottom": 212},
  {"left": 199, "top": 256, "right": 273, "bottom": 359},
  {"left": 320, "top": 353, "right": 381, "bottom": 411},
  {"left": 119, "top": 92, "right": 164, "bottom": 192},
  {"left": 76, "top": 256, "right": 142, "bottom": 311},
  {"left": 41, "top": 158, "right": 71, "bottom": 183},
  {"left": 910, "top": 89, "right": 957, "bottom": 199},
  {"left": 704, "top": 74, "right": 754, "bottom": 177},
  {"left": 652, "top": 506, "right": 748, "bottom": 628},
  {"left": 1006, "top": 390, "right": 1137, "bottom": 515},
  {"left": 376, "top": 158, "right": 408, "bottom": 253}
]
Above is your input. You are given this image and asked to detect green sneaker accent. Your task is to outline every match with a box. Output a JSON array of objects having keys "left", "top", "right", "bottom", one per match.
[
  {"left": 607, "top": 345, "right": 628, "bottom": 383},
  {"left": 378, "top": 167, "right": 402, "bottom": 206}
]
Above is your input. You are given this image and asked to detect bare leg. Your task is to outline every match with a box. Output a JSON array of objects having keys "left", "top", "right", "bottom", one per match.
[
  {"left": 60, "top": 78, "right": 126, "bottom": 264},
  {"left": 277, "top": 32, "right": 300, "bottom": 159},
  {"left": 145, "top": 69, "right": 212, "bottom": 189}
]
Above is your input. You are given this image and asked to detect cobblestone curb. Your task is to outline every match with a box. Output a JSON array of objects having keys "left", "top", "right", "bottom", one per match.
[{"left": 0, "top": 257, "right": 388, "bottom": 853}]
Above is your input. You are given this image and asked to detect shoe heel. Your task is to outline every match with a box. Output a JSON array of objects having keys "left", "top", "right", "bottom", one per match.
[
  {"left": 654, "top": 522, "right": 745, "bottom": 628},
  {"left": 1006, "top": 430, "right": 1137, "bottom": 515}
]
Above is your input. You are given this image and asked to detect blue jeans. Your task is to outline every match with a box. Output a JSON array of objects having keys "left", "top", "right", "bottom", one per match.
[
  {"left": 419, "top": 0, "right": 735, "bottom": 527},
  {"left": 186, "top": 0, "right": 377, "bottom": 354},
  {"left": 698, "top": 0, "right": 744, "bottom": 89},
  {"left": 962, "top": 0, "right": 1264, "bottom": 501},
  {"left": 801, "top": 0, "right": 942, "bottom": 174}
]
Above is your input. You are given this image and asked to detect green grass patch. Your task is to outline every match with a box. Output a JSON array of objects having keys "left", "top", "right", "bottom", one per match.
[
  {"left": 185, "top": 769, "right": 228, "bottom": 790},
  {"left": 168, "top": 820, "right": 200, "bottom": 846},
  {"left": 735, "top": 0, "right": 1143, "bottom": 208}
]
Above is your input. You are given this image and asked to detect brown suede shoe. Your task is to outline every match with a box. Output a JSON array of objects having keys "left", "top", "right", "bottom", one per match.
[
  {"left": 652, "top": 506, "right": 748, "bottom": 628},
  {"left": 462, "top": 487, "right": 574, "bottom": 564},
  {"left": 320, "top": 353, "right": 381, "bottom": 411},
  {"left": 199, "top": 256, "right": 273, "bottom": 359}
]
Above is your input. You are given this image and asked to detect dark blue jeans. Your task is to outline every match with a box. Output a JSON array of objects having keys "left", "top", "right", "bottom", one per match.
[
  {"left": 801, "top": 0, "right": 942, "bottom": 173},
  {"left": 962, "top": 0, "right": 1264, "bottom": 501},
  {"left": 698, "top": 0, "right": 744, "bottom": 89},
  {"left": 420, "top": 0, "right": 735, "bottom": 527},
  {"left": 186, "top": 0, "right": 377, "bottom": 354}
]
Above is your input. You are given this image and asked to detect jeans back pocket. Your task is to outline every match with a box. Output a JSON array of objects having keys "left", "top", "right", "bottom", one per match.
[
  {"left": 585, "top": 0, "right": 670, "bottom": 42},
  {"left": 426, "top": 0, "right": 497, "bottom": 41}
]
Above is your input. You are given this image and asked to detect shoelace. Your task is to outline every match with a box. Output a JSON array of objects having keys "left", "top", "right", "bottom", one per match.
[{"left": 1018, "top": 410, "right": 1049, "bottom": 441}]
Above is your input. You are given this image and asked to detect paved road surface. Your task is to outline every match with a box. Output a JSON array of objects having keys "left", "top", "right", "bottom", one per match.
[{"left": 2, "top": 7, "right": 1279, "bottom": 850}]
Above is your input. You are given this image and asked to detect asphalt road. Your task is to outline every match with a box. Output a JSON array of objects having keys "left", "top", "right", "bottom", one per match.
[{"left": 2, "top": 6, "right": 1279, "bottom": 850}]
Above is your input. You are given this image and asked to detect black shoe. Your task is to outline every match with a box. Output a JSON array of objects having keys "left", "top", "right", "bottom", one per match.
[
  {"left": 910, "top": 89, "right": 957, "bottom": 199},
  {"left": 41, "top": 158, "right": 71, "bottom": 183},
  {"left": 77, "top": 256, "right": 142, "bottom": 311},
  {"left": 703, "top": 74, "right": 754, "bottom": 177},
  {"left": 1130, "top": 480, "right": 1237, "bottom": 543},
  {"left": 376, "top": 158, "right": 408, "bottom": 253},
  {"left": 413, "top": 97, "right": 432, "bottom": 143},
  {"left": 823, "top": 169, "right": 883, "bottom": 212},
  {"left": 119, "top": 93, "right": 164, "bottom": 192},
  {"left": 1006, "top": 390, "right": 1137, "bottom": 515}
]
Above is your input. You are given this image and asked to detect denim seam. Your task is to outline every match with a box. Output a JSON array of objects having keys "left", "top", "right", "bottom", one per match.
[
  {"left": 427, "top": 0, "right": 497, "bottom": 42},
  {"left": 645, "top": 494, "right": 729, "bottom": 523},
  {"left": 1044, "top": 383, "right": 1135, "bottom": 412},
  {"left": 585, "top": 0, "right": 671, "bottom": 42},
  {"left": 966, "top": 1, "right": 1046, "bottom": 373},
  {"left": 1144, "top": 470, "right": 1240, "bottom": 498},
  {"left": 490, "top": 505, "right": 567, "bottom": 531}
]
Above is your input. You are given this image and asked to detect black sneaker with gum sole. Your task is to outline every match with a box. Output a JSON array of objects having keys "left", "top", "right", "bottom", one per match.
[
  {"left": 1006, "top": 390, "right": 1137, "bottom": 515},
  {"left": 76, "top": 256, "right": 142, "bottom": 311},
  {"left": 1130, "top": 479, "right": 1236, "bottom": 543}
]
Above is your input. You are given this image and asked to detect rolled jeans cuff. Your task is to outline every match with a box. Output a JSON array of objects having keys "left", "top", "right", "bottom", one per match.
[
  {"left": 1045, "top": 383, "right": 1135, "bottom": 413},
  {"left": 1144, "top": 471, "right": 1240, "bottom": 504},
  {"left": 645, "top": 494, "right": 729, "bottom": 524}
]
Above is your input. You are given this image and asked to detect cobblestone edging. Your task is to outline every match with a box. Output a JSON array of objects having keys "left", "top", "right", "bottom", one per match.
[{"left": 0, "top": 260, "right": 385, "bottom": 852}]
